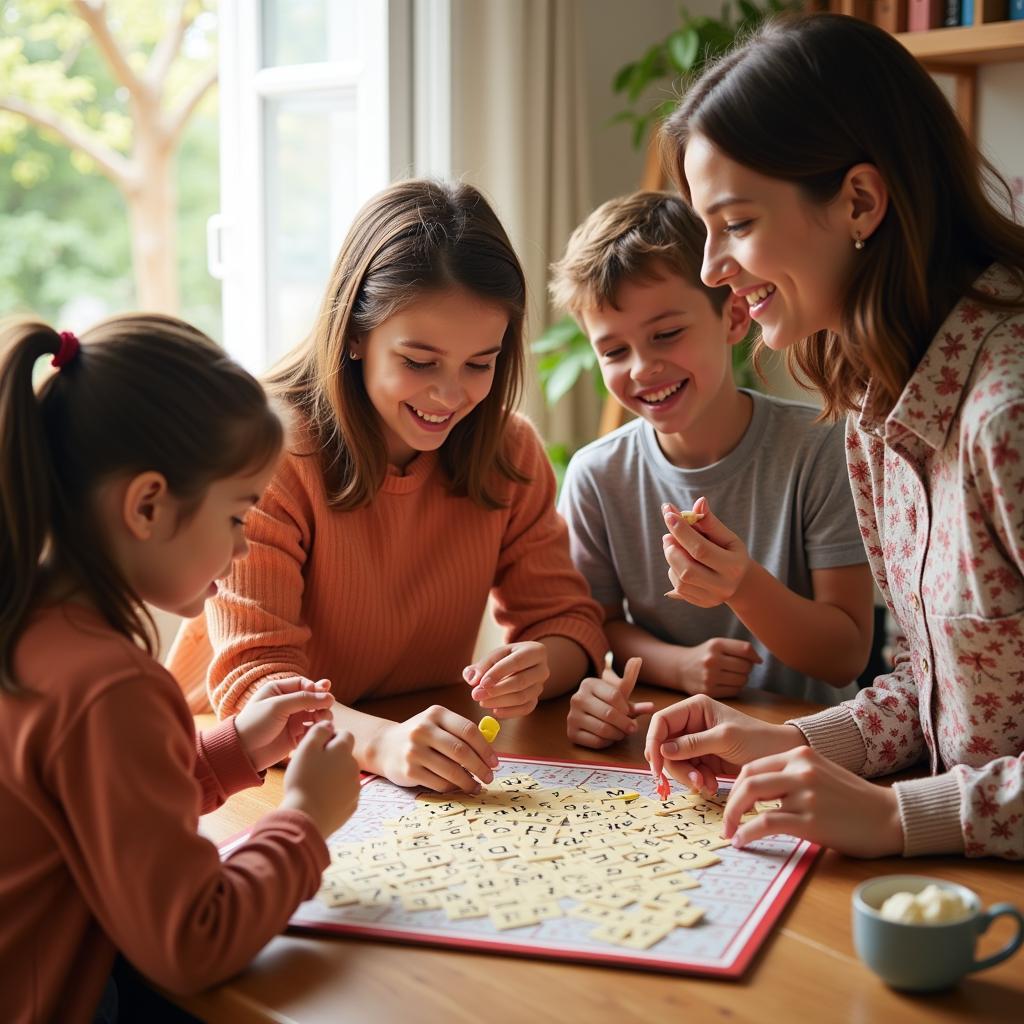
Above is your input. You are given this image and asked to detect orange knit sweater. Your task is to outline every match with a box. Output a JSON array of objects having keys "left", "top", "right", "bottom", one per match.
[
  {"left": 168, "top": 413, "right": 607, "bottom": 717},
  {"left": 0, "top": 604, "right": 328, "bottom": 1024}
]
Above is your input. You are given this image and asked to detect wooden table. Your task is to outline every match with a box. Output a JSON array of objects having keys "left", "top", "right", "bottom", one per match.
[{"left": 176, "top": 686, "right": 1023, "bottom": 1024}]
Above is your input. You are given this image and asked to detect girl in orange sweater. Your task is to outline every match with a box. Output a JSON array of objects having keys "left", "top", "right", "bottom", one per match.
[
  {"left": 0, "top": 316, "right": 359, "bottom": 1023},
  {"left": 170, "top": 180, "right": 607, "bottom": 794}
]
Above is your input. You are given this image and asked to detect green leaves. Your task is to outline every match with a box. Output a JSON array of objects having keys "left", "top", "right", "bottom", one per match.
[
  {"left": 668, "top": 28, "right": 700, "bottom": 73},
  {"left": 532, "top": 315, "right": 607, "bottom": 407},
  {"left": 610, "top": 1, "right": 798, "bottom": 150}
]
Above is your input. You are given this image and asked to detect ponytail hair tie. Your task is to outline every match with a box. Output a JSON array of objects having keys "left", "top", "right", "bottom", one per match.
[{"left": 52, "top": 330, "right": 80, "bottom": 369}]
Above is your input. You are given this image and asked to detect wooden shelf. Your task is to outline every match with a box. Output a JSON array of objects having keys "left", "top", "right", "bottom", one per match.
[{"left": 896, "top": 20, "right": 1024, "bottom": 68}]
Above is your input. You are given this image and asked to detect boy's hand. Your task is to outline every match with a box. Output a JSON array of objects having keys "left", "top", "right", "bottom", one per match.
[
  {"left": 662, "top": 497, "right": 752, "bottom": 608},
  {"left": 675, "top": 638, "right": 762, "bottom": 697},
  {"left": 567, "top": 656, "right": 653, "bottom": 749},
  {"left": 372, "top": 706, "right": 500, "bottom": 792},
  {"left": 280, "top": 722, "right": 360, "bottom": 837},
  {"left": 235, "top": 677, "right": 335, "bottom": 772},
  {"left": 645, "top": 694, "right": 804, "bottom": 798},
  {"left": 463, "top": 641, "right": 548, "bottom": 719}
]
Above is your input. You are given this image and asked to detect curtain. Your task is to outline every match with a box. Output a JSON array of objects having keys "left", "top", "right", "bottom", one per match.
[{"left": 449, "top": 0, "right": 601, "bottom": 449}]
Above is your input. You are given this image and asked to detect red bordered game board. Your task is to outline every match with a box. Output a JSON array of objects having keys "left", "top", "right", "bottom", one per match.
[{"left": 221, "top": 755, "right": 820, "bottom": 977}]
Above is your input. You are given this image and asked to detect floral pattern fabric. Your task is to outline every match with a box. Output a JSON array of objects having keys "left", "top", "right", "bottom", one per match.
[{"left": 793, "top": 265, "right": 1024, "bottom": 859}]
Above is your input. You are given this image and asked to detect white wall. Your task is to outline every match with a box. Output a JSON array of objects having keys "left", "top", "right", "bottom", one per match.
[
  {"left": 579, "top": 0, "right": 682, "bottom": 206},
  {"left": 973, "top": 64, "right": 1024, "bottom": 215}
]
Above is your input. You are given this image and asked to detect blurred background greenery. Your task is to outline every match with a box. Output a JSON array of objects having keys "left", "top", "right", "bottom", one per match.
[{"left": 0, "top": 0, "right": 220, "bottom": 338}]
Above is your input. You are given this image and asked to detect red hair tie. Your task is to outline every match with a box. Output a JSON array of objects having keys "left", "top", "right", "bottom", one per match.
[{"left": 52, "top": 330, "right": 79, "bottom": 369}]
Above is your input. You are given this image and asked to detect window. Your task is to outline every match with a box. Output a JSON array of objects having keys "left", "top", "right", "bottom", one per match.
[{"left": 212, "top": 0, "right": 449, "bottom": 372}]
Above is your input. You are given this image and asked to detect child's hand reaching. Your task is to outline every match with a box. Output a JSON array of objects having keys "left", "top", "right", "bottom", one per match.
[
  {"left": 280, "top": 722, "right": 360, "bottom": 837},
  {"left": 463, "top": 641, "right": 548, "bottom": 719},
  {"left": 235, "top": 677, "right": 335, "bottom": 773},
  {"left": 662, "top": 497, "right": 752, "bottom": 608},
  {"left": 372, "top": 706, "right": 500, "bottom": 793},
  {"left": 567, "top": 657, "right": 653, "bottom": 749}
]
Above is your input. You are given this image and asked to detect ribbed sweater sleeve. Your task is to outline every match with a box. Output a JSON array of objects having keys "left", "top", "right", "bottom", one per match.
[
  {"left": 194, "top": 716, "right": 263, "bottom": 812},
  {"left": 207, "top": 452, "right": 315, "bottom": 717},
  {"left": 47, "top": 672, "right": 327, "bottom": 995}
]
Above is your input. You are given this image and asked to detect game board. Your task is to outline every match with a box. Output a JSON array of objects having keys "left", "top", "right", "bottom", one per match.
[{"left": 222, "top": 755, "right": 820, "bottom": 977}]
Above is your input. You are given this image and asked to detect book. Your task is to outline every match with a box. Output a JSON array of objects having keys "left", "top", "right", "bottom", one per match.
[
  {"left": 943, "top": 0, "right": 960, "bottom": 24},
  {"left": 1010, "top": 0, "right": 1024, "bottom": 19},
  {"left": 873, "top": 0, "right": 908, "bottom": 30},
  {"left": 908, "top": 0, "right": 943, "bottom": 28}
]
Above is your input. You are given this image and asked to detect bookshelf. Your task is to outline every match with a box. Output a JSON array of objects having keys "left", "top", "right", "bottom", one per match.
[
  {"left": 897, "top": 20, "right": 1024, "bottom": 66},
  {"left": 834, "top": 0, "right": 1024, "bottom": 138}
]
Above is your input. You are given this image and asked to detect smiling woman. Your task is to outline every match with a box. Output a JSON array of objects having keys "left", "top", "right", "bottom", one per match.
[
  {"left": 648, "top": 12, "right": 1024, "bottom": 861},
  {"left": 168, "top": 179, "right": 608, "bottom": 797}
]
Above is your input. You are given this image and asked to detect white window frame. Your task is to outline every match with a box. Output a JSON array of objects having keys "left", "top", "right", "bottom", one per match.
[{"left": 211, "top": 0, "right": 451, "bottom": 373}]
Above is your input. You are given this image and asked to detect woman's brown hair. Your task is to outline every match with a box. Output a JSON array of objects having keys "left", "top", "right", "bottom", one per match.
[
  {"left": 661, "top": 13, "right": 1024, "bottom": 421},
  {"left": 267, "top": 179, "right": 528, "bottom": 510},
  {"left": 0, "top": 314, "right": 282, "bottom": 693}
]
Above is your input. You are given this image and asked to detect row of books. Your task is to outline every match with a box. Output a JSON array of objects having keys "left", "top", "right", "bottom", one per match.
[{"left": 867, "top": 0, "right": 1024, "bottom": 31}]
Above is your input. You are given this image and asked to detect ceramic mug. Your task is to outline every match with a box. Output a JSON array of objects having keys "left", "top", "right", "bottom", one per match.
[{"left": 852, "top": 874, "right": 1024, "bottom": 992}]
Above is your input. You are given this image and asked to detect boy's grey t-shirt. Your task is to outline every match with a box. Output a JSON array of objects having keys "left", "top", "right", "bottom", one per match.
[{"left": 558, "top": 389, "right": 868, "bottom": 706}]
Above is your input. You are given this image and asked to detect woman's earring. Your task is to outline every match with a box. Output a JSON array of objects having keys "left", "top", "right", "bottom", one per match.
[
  {"left": 349, "top": 350, "right": 361, "bottom": 361},
  {"left": 853, "top": 231, "right": 865, "bottom": 251}
]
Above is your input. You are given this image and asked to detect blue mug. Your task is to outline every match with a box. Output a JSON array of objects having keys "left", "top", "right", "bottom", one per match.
[{"left": 852, "top": 874, "right": 1024, "bottom": 992}]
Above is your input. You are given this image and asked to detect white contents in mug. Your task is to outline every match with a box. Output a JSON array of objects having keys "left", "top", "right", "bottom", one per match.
[{"left": 879, "top": 884, "right": 971, "bottom": 925}]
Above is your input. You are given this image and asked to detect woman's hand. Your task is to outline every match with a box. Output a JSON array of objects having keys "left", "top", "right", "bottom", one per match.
[
  {"left": 463, "top": 641, "right": 548, "bottom": 719},
  {"left": 234, "top": 677, "right": 335, "bottom": 772},
  {"left": 645, "top": 693, "right": 805, "bottom": 797},
  {"left": 371, "top": 705, "right": 500, "bottom": 792},
  {"left": 662, "top": 497, "right": 752, "bottom": 608},
  {"left": 723, "top": 746, "right": 905, "bottom": 858}
]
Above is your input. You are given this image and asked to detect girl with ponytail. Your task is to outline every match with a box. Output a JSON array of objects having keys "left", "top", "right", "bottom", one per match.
[{"left": 0, "top": 315, "right": 360, "bottom": 1021}]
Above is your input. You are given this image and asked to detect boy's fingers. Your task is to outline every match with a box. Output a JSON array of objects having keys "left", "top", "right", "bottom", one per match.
[
  {"left": 583, "top": 678, "right": 634, "bottom": 713},
  {"left": 619, "top": 656, "right": 642, "bottom": 697},
  {"left": 628, "top": 700, "right": 656, "bottom": 717},
  {"left": 571, "top": 728, "right": 615, "bottom": 750},
  {"left": 573, "top": 711, "right": 629, "bottom": 742},
  {"left": 725, "top": 640, "right": 763, "bottom": 665},
  {"left": 586, "top": 699, "right": 636, "bottom": 735},
  {"left": 689, "top": 496, "right": 735, "bottom": 547}
]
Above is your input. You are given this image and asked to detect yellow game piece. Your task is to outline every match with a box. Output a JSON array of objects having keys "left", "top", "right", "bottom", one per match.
[{"left": 478, "top": 715, "right": 501, "bottom": 742}]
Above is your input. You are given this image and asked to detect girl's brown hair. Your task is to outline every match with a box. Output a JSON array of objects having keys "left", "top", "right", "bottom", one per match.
[
  {"left": 662, "top": 13, "right": 1024, "bottom": 421},
  {"left": 0, "top": 314, "right": 282, "bottom": 693},
  {"left": 267, "top": 179, "right": 528, "bottom": 510}
]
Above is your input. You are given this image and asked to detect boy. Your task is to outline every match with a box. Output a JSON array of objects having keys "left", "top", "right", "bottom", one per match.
[{"left": 551, "top": 192, "right": 873, "bottom": 749}]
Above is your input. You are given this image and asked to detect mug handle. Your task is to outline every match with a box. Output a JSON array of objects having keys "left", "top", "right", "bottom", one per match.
[{"left": 969, "top": 904, "right": 1024, "bottom": 973}]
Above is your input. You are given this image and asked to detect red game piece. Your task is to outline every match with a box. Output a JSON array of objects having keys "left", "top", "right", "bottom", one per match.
[{"left": 656, "top": 773, "right": 671, "bottom": 801}]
